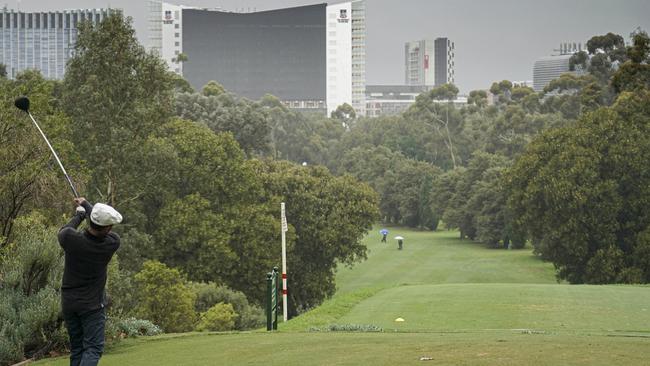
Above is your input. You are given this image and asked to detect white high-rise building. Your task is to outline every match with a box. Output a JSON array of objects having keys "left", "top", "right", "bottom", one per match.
[
  {"left": 404, "top": 40, "right": 434, "bottom": 86},
  {"left": 0, "top": 8, "right": 111, "bottom": 79},
  {"left": 149, "top": 1, "right": 365, "bottom": 116},
  {"left": 405, "top": 37, "right": 454, "bottom": 87}
]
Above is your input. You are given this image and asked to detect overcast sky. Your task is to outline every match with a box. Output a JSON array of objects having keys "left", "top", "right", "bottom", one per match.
[{"left": 9, "top": 0, "right": 650, "bottom": 93}]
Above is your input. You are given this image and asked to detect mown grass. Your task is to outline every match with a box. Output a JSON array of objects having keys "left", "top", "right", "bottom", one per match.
[
  {"left": 37, "top": 331, "right": 650, "bottom": 366},
  {"left": 335, "top": 228, "right": 557, "bottom": 295},
  {"left": 36, "top": 227, "right": 650, "bottom": 365}
]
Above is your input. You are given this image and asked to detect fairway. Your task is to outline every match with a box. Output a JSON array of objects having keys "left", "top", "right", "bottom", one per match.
[{"left": 36, "top": 227, "right": 650, "bottom": 365}]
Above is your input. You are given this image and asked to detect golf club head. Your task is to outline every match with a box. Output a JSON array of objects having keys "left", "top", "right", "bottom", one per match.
[{"left": 15, "top": 96, "right": 30, "bottom": 112}]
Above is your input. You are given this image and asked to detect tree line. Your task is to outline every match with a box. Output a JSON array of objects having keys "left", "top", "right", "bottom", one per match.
[{"left": 0, "top": 13, "right": 377, "bottom": 364}]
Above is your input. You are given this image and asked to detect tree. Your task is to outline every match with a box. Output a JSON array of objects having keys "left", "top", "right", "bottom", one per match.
[
  {"left": 256, "top": 160, "right": 378, "bottom": 314},
  {"left": 154, "top": 194, "right": 236, "bottom": 282},
  {"left": 62, "top": 12, "right": 175, "bottom": 206},
  {"left": 429, "top": 83, "right": 459, "bottom": 101},
  {"left": 170, "top": 73, "right": 193, "bottom": 93},
  {"left": 0, "top": 71, "right": 81, "bottom": 246},
  {"left": 202, "top": 80, "right": 226, "bottom": 97},
  {"left": 134, "top": 261, "right": 197, "bottom": 333},
  {"left": 612, "top": 30, "right": 650, "bottom": 93},
  {"left": 467, "top": 90, "right": 488, "bottom": 108},
  {"left": 331, "top": 103, "right": 357, "bottom": 128},
  {"left": 510, "top": 86, "right": 534, "bottom": 102},
  {"left": 443, "top": 152, "right": 508, "bottom": 240},
  {"left": 490, "top": 80, "right": 513, "bottom": 104},
  {"left": 174, "top": 91, "right": 271, "bottom": 156},
  {"left": 0, "top": 63, "right": 7, "bottom": 78},
  {"left": 405, "top": 84, "right": 464, "bottom": 169},
  {"left": 586, "top": 32, "right": 625, "bottom": 56},
  {"left": 569, "top": 51, "right": 588, "bottom": 72},
  {"left": 127, "top": 119, "right": 280, "bottom": 305},
  {"left": 265, "top": 99, "right": 345, "bottom": 165},
  {"left": 507, "top": 90, "right": 650, "bottom": 283},
  {"left": 338, "top": 145, "right": 441, "bottom": 228},
  {"left": 174, "top": 52, "right": 188, "bottom": 64}
]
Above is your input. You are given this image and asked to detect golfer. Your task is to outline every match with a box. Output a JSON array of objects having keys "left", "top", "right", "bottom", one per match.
[{"left": 58, "top": 197, "right": 122, "bottom": 366}]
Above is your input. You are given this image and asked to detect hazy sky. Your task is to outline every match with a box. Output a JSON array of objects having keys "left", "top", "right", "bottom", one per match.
[{"left": 9, "top": 0, "right": 650, "bottom": 92}]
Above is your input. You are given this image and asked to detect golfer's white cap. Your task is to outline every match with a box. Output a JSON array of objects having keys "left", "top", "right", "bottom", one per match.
[{"left": 90, "top": 203, "right": 122, "bottom": 226}]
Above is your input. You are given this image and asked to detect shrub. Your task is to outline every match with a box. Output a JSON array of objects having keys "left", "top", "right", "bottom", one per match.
[
  {"left": 106, "top": 255, "right": 138, "bottom": 318},
  {"left": 307, "top": 324, "right": 383, "bottom": 332},
  {"left": 134, "top": 261, "right": 197, "bottom": 333},
  {"left": 106, "top": 317, "right": 162, "bottom": 339},
  {"left": 0, "top": 214, "right": 67, "bottom": 365},
  {"left": 196, "top": 302, "right": 236, "bottom": 332},
  {"left": 192, "top": 282, "right": 264, "bottom": 330}
]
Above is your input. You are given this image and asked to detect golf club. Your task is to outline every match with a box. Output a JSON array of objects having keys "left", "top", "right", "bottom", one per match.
[{"left": 15, "top": 96, "right": 79, "bottom": 198}]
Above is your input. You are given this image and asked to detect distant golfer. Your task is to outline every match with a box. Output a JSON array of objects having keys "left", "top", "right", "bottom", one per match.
[
  {"left": 58, "top": 197, "right": 122, "bottom": 366},
  {"left": 380, "top": 228, "right": 389, "bottom": 243},
  {"left": 395, "top": 236, "right": 404, "bottom": 250}
]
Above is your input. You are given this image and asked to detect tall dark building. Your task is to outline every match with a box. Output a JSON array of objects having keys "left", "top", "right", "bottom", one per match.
[
  {"left": 434, "top": 37, "right": 455, "bottom": 86},
  {"left": 149, "top": 1, "right": 366, "bottom": 115}
]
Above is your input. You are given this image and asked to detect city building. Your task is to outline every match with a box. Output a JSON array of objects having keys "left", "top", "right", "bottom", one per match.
[
  {"left": 404, "top": 40, "right": 434, "bottom": 86},
  {"left": 434, "top": 37, "right": 455, "bottom": 86},
  {"left": 365, "top": 84, "right": 466, "bottom": 117},
  {"left": 533, "top": 42, "right": 584, "bottom": 92},
  {"left": 0, "top": 8, "right": 111, "bottom": 79},
  {"left": 404, "top": 37, "right": 454, "bottom": 87},
  {"left": 149, "top": 1, "right": 365, "bottom": 116}
]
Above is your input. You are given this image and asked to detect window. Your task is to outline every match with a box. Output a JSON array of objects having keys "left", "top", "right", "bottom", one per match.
[
  {"left": 175, "top": 33, "right": 179, "bottom": 38},
  {"left": 175, "top": 42, "right": 179, "bottom": 46},
  {"left": 175, "top": 24, "right": 179, "bottom": 29}
]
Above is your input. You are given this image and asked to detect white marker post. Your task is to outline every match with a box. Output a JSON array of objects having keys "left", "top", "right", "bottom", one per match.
[{"left": 280, "top": 202, "right": 288, "bottom": 322}]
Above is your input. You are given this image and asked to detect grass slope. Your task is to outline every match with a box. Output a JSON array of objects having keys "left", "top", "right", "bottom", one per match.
[
  {"left": 335, "top": 228, "right": 557, "bottom": 295},
  {"left": 37, "top": 227, "right": 650, "bottom": 365}
]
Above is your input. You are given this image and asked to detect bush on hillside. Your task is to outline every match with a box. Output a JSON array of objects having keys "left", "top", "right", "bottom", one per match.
[
  {"left": 192, "top": 282, "right": 264, "bottom": 330},
  {"left": 195, "top": 302, "right": 236, "bottom": 332},
  {"left": 0, "top": 214, "right": 67, "bottom": 365},
  {"left": 106, "top": 317, "right": 162, "bottom": 339},
  {"left": 106, "top": 255, "right": 138, "bottom": 317},
  {"left": 134, "top": 261, "right": 197, "bottom": 333}
]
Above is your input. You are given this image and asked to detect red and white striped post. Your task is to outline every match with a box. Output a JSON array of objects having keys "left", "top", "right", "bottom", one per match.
[{"left": 281, "top": 202, "right": 288, "bottom": 322}]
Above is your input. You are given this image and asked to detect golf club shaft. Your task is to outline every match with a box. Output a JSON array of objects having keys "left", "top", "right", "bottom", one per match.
[{"left": 27, "top": 112, "right": 79, "bottom": 198}]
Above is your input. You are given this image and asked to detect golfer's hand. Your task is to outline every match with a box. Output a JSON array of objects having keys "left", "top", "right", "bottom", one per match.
[{"left": 74, "top": 197, "right": 86, "bottom": 207}]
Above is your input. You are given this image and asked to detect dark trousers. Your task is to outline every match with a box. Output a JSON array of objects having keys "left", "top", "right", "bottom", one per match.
[{"left": 63, "top": 307, "right": 106, "bottom": 366}]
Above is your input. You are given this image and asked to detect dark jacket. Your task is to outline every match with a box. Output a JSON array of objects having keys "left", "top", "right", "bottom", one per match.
[{"left": 57, "top": 201, "right": 120, "bottom": 313}]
